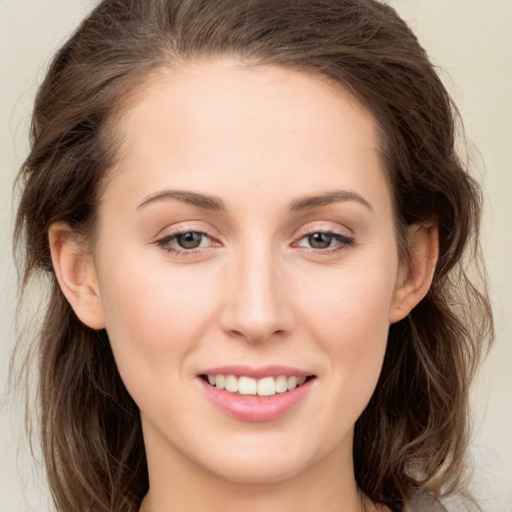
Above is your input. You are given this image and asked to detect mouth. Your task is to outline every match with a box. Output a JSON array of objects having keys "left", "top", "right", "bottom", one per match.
[
  {"left": 198, "top": 367, "right": 316, "bottom": 421},
  {"left": 200, "top": 374, "right": 315, "bottom": 397}
]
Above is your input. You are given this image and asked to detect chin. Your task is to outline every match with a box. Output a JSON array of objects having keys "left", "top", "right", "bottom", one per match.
[
  {"left": 205, "top": 455, "right": 310, "bottom": 485},
  {"left": 192, "top": 433, "right": 330, "bottom": 485}
]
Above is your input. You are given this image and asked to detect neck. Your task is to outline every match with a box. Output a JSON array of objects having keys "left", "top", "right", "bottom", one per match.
[
  {"left": 141, "top": 424, "right": 379, "bottom": 512},
  {"left": 140, "top": 479, "right": 372, "bottom": 512}
]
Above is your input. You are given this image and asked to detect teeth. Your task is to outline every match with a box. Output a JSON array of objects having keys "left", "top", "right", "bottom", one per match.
[
  {"left": 216, "top": 374, "right": 225, "bottom": 390},
  {"left": 238, "top": 376, "right": 257, "bottom": 395},
  {"left": 206, "top": 374, "right": 309, "bottom": 396},
  {"left": 257, "top": 376, "right": 276, "bottom": 396},
  {"left": 275, "top": 375, "right": 288, "bottom": 393},
  {"left": 225, "top": 375, "right": 238, "bottom": 393},
  {"left": 287, "top": 376, "right": 298, "bottom": 390}
]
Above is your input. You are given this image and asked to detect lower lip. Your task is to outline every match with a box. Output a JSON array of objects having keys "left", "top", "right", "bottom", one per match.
[{"left": 199, "top": 378, "right": 314, "bottom": 422}]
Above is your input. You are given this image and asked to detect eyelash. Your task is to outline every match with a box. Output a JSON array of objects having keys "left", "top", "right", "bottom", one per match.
[
  {"left": 293, "top": 231, "right": 355, "bottom": 254},
  {"left": 154, "top": 229, "right": 355, "bottom": 256},
  {"left": 155, "top": 229, "right": 215, "bottom": 256}
]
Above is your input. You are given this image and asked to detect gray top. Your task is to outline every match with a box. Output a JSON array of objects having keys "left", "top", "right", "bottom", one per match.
[{"left": 405, "top": 490, "right": 449, "bottom": 512}]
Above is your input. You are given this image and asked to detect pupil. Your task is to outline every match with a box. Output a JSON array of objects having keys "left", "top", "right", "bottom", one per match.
[
  {"left": 309, "top": 233, "right": 332, "bottom": 249},
  {"left": 177, "top": 232, "right": 202, "bottom": 249}
]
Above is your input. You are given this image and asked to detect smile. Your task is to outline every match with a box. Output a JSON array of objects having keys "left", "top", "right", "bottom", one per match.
[
  {"left": 198, "top": 367, "right": 316, "bottom": 421},
  {"left": 203, "top": 374, "right": 309, "bottom": 396}
]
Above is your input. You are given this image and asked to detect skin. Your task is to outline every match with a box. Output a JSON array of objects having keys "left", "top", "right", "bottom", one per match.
[{"left": 49, "top": 60, "right": 438, "bottom": 512}]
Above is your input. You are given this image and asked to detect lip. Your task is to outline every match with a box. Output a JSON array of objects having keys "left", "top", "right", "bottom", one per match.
[
  {"left": 200, "top": 365, "right": 312, "bottom": 379},
  {"left": 197, "top": 366, "right": 316, "bottom": 422}
]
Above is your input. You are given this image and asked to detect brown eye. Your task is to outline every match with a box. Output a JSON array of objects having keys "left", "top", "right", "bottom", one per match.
[
  {"left": 308, "top": 233, "right": 333, "bottom": 249},
  {"left": 155, "top": 229, "right": 217, "bottom": 255},
  {"left": 176, "top": 232, "right": 204, "bottom": 249}
]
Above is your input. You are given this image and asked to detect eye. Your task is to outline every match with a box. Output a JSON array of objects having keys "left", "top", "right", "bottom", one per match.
[
  {"left": 175, "top": 231, "right": 206, "bottom": 249},
  {"left": 307, "top": 232, "right": 335, "bottom": 249},
  {"left": 295, "top": 231, "right": 355, "bottom": 251},
  {"left": 155, "top": 230, "right": 215, "bottom": 254}
]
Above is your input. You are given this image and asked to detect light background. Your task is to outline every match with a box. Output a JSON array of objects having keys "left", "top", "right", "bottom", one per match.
[{"left": 1, "top": 1, "right": 511, "bottom": 510}]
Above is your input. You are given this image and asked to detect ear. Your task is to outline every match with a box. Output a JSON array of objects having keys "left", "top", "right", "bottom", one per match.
[
  {"left": 390, "top": 223, "right": 439, "bottom": 324},
  {"left": 48, "top": 221, "right": 105, "bottom": 330}
]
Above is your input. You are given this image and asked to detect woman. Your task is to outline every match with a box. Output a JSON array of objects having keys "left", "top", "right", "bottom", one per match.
[{"left": 14, "top": 0, "right": 493, "bottom": 511}]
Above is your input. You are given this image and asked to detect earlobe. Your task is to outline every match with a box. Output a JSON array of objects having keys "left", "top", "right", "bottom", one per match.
[
  {"left": 49, "top": 221, "right": 106, "bottom": 330},
  {"left": 390, "top": 223, "right": 439, "bottom": 324}
]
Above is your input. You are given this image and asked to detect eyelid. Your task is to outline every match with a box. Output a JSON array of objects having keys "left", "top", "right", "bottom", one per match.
[
  {"left": 292, "top": 221, "right": 354, "bottom": 240},
  {"left": 152, "top": 221, "right": 355, "bottom": 257},
  {"left": 291, "top": 222, "right": 356, "bottom": 253},
  {"left": 153, "top": 221, "right": 218, "bottom": 239},
  {"left": 294, "top": 231, "right": 354, "bottom": 248},
  {"left": 157, "top": 229, "right": 211, "bottom": 245},
  {"left": 153, "top": 223, "right": 222, "bottom": 256}
]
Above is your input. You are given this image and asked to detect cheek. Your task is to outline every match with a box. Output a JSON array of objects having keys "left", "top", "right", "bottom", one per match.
[
  {"left": 95, "top": 251, "right": 220, "bottom": 394},
  {"left": 296, "top": 262, "right": 396, "bottom": 407},
  {"left": 298, "top": 261, "right": 396, "bottom": 346}
]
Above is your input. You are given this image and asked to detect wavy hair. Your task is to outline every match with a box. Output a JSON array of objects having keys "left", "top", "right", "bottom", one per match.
[{"left": 14, "top": 1, "right": 493, "bottom": 511}]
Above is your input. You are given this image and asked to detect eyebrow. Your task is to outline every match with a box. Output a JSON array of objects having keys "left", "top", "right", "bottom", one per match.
[
  {"left": 137, "top": 188, "right": 372, "bottom": 213},
  {"left": 137, "top": 190, "right": 226, "bottom": 211},
  {"left": 288, "top": 190, "right": 373, "bottom": 212}
]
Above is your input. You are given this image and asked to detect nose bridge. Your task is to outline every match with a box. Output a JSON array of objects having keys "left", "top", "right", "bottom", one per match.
[{"left": 219, "top": 236, "right": 293, "bottom": 343}]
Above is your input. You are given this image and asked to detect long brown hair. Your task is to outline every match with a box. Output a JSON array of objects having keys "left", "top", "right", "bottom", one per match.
[{"left": 14, "top": 1, "right": 493, "bottom": 511}]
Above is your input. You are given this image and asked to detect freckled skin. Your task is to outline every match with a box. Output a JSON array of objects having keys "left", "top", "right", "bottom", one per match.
[{"left": 90, "top": 61, "right": 405, "bottom": 511}]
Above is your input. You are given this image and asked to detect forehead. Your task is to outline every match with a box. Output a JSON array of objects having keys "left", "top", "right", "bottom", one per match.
[{"left": 103, "top": 60, "right": 391, "bottom": 216}]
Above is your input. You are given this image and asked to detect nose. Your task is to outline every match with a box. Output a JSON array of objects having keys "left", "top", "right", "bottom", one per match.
[{"left": 218, "top": 242, "right": 296, "bottom": 344}]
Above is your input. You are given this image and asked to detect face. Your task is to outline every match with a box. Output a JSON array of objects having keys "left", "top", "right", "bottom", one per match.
[{"left": 90, "top": 60, "right": 405, "bottom": 485}]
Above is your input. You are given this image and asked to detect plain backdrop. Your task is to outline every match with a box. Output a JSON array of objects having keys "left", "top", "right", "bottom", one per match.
[{"left": 1, "top": 1, "right": 511, "bottom": 511}]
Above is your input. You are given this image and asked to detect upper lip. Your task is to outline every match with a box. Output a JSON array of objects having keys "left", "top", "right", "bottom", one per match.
[{"left": 199, "top": 365, "right": 314, "bottom": 379}]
